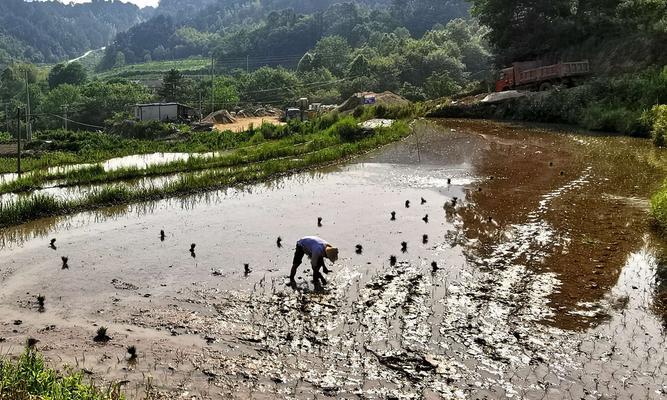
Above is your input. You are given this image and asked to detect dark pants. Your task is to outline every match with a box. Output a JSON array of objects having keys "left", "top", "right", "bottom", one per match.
[{"left": 291, "top": 244, "right": 327, "bottom": 284}]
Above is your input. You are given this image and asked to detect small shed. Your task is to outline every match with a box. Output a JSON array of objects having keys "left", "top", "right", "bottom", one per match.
[{"left": 134, "top": 103, "right": 194, "bottom": 122}]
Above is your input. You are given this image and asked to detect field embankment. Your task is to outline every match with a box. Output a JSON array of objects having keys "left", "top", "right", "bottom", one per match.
[{"left": 0, "top": 113, "right": 412, "bottom": 228}]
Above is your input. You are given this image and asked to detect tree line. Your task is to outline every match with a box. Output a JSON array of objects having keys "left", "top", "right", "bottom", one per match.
[{"left": 98, "top": 0, "right": 470, "bottom": 70}]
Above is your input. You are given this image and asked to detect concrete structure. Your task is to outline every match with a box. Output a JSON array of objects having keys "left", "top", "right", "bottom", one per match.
[{"left": 134, "top": 103, "right": 194, "bottom": 122}]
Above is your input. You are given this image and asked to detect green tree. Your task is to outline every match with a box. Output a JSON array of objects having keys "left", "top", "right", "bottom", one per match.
[
  {"left": 157, "top": 69, "right": 192, "bottom": 103},
  {"left": 425, "top": 71, "right": 461, "bottom": 99},
  {"left": 114, "top": 51, "right": 126, "bottom": 68},
  {"left": 47, "top": 62, "right": 87, "bottom": 89},
  {"left": 297, "top": 53, "right": 315, "bottom": 73},
  {"left": 469, "top": 0, "right": 575, "bottom": 62},
  {"left": 79, "top": 81, "right": 152, "bottom": 127},
  {"left": 348, "top": 54, "right": 371, "bottom": 78},
  {"left": 39, "top": 84, "right": 83, "bottom": 129},
  {"left": 239, "top": 67, "right": 300, "bottom": 103},
  {"left": 211, "top": 76, "right": 240, "bottom": 109},
  {"left": 312, "top": 36, "right": 352, "bottom": 76}
]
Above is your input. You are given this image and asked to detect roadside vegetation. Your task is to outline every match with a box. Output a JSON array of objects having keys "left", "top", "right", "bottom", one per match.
[
  {"left": 0, "top": 110, "right": 412, "bottom": 227},
  {"left": 0, "top": 348, "right": 124, "bottom": 400},
  {"left": 430, "top": 66, "right": 667, "bottom": 138}
]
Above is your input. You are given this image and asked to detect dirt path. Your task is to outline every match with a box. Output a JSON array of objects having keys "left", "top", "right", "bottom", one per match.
[
  {"left": 214, "top": 116, "right": 283, "bottom": 133},
  {"left": 0, "top": 119, "right": 665, "bottom": 399}
]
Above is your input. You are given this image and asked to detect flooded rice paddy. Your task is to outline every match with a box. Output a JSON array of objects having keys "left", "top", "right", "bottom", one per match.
[
  {"left": 0, "top": 119, "right": 666, "bottom": 399},
  {"left": 0, "top": 151, "right": 224, "bottom": 185}
]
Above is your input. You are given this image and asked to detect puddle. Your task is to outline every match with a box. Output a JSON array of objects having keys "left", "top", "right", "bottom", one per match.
[{"left": 0, "top": 119, "right": 665, "bottom": 399}]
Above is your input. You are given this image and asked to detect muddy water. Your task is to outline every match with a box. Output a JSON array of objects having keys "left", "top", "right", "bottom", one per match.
[{"left": 0, "top": 119, "right": 666, "bottom": 399}]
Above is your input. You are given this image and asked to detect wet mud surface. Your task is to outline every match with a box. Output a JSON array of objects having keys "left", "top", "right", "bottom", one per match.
[{"left": 1, "top": 119, "right": 666, "bottom": 399}]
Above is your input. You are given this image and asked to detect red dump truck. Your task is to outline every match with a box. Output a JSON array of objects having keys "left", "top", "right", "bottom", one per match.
[{"left": 495, "top": 60, "right": 590, "bottom": 92}]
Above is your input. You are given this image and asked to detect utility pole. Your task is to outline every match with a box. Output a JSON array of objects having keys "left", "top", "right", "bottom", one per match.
[
  {"left": 210, "top": 54, "right": 215, "bottom": 113},
  {"left": 4, "top": 103, "right": 8, "bottom": 134},
  {"left": 246, "top": 55, "right": 249, "bottom": 73},
  {"left": 61, "top": 104, "right": 69, "bottom": 130},
  {"left": 24, "top": 70, "right": 31, "bottom": 141},
  {"left": 16, "top": 107, "right": 21, "bottom": 176},
  {"left": 198, "top": 91, "right": 203, "bottom": 122}
]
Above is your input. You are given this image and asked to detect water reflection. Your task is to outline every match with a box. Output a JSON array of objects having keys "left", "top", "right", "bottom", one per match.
[
  {"left": 0, "top": 151, "right": 225, "bottom": 186},
  {"left": 0, "top": 170, "right": 329, "bottom": 249}
]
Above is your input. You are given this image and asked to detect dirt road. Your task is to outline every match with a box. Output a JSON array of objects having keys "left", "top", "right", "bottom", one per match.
[
  {"left": 214, "top": 116, "right": 283, "bottom": 133},
  {"left": 0, "top": 119, "right": 665, "bottom": 399}
]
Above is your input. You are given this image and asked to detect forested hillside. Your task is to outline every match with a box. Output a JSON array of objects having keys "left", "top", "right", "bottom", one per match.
[
  {"left": 0, "top": 0, "right": 147, "bottom": 66},
  {"left": 99, "top": 0, "right": 470, "bottom": 69}
]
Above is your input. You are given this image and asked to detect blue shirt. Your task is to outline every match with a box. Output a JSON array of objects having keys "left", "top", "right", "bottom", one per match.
[{"left": 298, "top": 236, "right": 329, "bottom": 267}]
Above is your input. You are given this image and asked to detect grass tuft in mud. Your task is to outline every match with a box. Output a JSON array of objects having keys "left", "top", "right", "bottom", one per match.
[
  {"left": 94, "top": 327, "right": 111, "bottom": 343},
  {"left": 0, "top": 348, "right": 124, "bottom": 399},
  {"left": 126, "top": 346, "right": 137, "bottom": 361},
  {"left": 36, "top": 295, "right": 45, "bottom": 312}
]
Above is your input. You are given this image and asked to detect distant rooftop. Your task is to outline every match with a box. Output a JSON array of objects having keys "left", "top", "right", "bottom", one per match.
[{"left": 133, "top": 103, "right": 193, "bottom": 108}]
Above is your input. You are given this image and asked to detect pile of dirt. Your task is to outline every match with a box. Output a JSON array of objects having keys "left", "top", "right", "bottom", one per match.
[
  {"left": 204, "top": 107, "right": 283, "bottom": 124},
  {"left": 337, "top": 91, "right": 410, "bottom": 113},
  {"left": 234, "top": 106, "right": 282, "bottom": 119},
  {"left": 203, "top": 110, "right": 236, "bottom": 124}
]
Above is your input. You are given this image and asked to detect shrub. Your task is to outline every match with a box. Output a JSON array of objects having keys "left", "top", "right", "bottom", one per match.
[
  {"left": 248, "top": 131, "right": 265, "bottom": 145},
  {"left": 331, "top": 118, "right": 366, "bottom": 142},
  {"left": 106, "top": 120, "right": 181, "bottom": 140},
  {"left": 314, "top": 111, "right": 340, "bottom": 131},
  {"left": 0, "top": 131, "right": 10, "bottom": 142},
  {"left": 580, "top": 104, "right": 643, "bottom": 135},
  {"left": 648, "top": 105, "right": 667, "bottom": 147}
]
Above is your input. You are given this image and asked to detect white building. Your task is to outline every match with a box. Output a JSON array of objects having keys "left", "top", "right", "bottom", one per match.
[{"left": 133, "top": 103, "right": 194, "bottom": 122}]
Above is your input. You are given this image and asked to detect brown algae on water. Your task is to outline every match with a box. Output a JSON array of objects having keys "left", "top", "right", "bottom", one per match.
[{"left": 0, "top": 119, "right": 666, "bottom": 398}]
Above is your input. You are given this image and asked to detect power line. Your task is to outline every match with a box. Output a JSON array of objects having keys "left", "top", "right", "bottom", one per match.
[{"left": 47, "top": 114, "right": 105, "bottom": 130}]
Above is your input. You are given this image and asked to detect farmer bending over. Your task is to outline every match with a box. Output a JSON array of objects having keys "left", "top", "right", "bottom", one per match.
[{"left": 290, "top": 236, "right": 339, "bottom": 285}]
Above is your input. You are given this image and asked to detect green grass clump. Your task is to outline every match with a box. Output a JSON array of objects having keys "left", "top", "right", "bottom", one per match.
[
  {"left": 0, "top": 194, "right": 62, "bottom": 226},
  {"left": 0, "top": 349, "right": 124, "bottom": 399},
  {"left": 652, "top": 183, "right": 667, "bottom": 229},
  {"left": 647, "top": 104, "right": 667, "bottom": 147}
]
